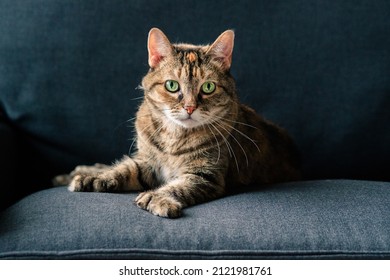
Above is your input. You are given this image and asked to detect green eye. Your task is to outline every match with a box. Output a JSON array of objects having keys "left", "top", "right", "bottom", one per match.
[
  {"left": 165, "top": 80, "right": 180, "bottom": 93},
  {"left": 201, "top": 81, "right": 216, "bottom": 94}
]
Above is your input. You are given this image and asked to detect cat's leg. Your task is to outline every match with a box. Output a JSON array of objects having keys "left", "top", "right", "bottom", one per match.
[
  {"left": 69, "top": 156, "right": 143, "bottom": 192},
  {"left": 135, "top": 173, "right": 225, "bottom": 218}
]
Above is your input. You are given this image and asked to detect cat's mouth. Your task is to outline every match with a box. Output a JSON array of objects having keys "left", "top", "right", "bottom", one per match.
[
  {"left": 176, "top": 115, "right": 200, "bottom": 128},
  {"left": 164, "top": 110, "right": 203, "bottom": 129}
]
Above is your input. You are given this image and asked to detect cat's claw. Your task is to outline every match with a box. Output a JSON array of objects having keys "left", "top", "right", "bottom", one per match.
[{"left": 135, "top": 191, "right": 183, "bottom": 218}]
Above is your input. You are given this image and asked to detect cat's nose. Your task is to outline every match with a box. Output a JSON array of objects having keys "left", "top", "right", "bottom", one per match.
[{"left": 184, "top": 105, "right": 197, "bottom": 115}]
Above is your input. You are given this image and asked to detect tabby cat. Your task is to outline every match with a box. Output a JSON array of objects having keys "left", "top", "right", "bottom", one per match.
[{"left": 59, "top": 28, "right": 301, "bottom": 218}]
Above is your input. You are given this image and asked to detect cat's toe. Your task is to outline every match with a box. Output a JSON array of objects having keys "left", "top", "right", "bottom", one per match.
[
  {"left": 92, "top": 176, "right": 119, "bottom": 192},
  {"left": 135, "top": 192, "right": 182, "bottom": 218},
  {"left": 135, "top": 192, "right": 153, "bottom": 208},
  {"left": 68, "top": 174, "right": 94, "bottom": 192},
  {"left": 53, "top": 174, "right": 72, "bottom": 186},
  {"left": 68, "top": 173, "right": 120, "bottom": 192},
  {"left": 70, "top": 164, "right": 106, "bottom": 177}
]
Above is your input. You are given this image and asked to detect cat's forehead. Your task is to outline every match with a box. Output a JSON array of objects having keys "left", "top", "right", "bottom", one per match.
[
  {"left": 172, "top": 44, "right": 209, "bottom": 63},
  {"left": 167, "top": 46, "right": 210, "bottom": 81},
  {"left": 173, "top": 43, "right": 208, "bottom": 52}
]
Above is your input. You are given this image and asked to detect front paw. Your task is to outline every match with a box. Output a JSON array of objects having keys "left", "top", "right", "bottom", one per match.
[
  {"left": 69, "top": 174, "right": 120, "bottom": 192},
  {"left": 135, "top": 191, "right": 183, "bottom": 218}
]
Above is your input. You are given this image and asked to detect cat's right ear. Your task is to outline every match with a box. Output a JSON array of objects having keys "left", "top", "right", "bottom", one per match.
[
  {"left": 147, "top": 28, "right": 173, "bottom": 68},
  {"left": 206, "top": 30, "right": 235, "bottom": 71}
]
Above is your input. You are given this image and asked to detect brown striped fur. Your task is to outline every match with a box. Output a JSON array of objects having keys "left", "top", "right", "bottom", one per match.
[{"left": 58, "top": 28, "right": 301, "bottom": 218}]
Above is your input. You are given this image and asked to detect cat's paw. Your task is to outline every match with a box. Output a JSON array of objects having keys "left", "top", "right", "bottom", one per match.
[
  {"left": 70, "top": 163, "right": 109, "bottom": 177},
  {"left": 135, "top": 191, "right": 183, "bottom": 218},
  {"left": 52, "top": 174, "right": 72, "bottom": 186},
  {"left": 69, "top": 174, "right": 120, "bottom": 192}
]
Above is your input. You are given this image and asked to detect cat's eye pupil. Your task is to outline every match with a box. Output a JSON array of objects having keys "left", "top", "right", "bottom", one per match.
[
  {"left": 165, "top": 80, "right": 180, "bottom": 93},
  {"left": 201, "top": 81, "right": 216, "bottom": 94}
]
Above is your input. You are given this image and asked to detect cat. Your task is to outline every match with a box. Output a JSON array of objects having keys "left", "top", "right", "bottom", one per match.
[{"left": 55, "top": 28, "right": 301, "bottom": 218}]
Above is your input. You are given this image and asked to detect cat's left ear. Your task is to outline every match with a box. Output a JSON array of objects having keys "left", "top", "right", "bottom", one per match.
[
  {"left": 206, "top": 30, "right": 235, "bottom": 70},
  {"left": 147, "top": 28, "right": 173, "bottom": 68}
]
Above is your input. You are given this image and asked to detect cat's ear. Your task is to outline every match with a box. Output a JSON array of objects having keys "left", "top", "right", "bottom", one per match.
[
  {"left": 147, "top": 28, "right": 173, "bottom": 68},
  {"left": 206, "top": 30, "right": 235, "bottom": 70}
]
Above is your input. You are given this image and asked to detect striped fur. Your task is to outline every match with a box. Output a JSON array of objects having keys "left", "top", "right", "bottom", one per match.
[{"left": 64, "top": 28, "right": 301, "bottom": 218}]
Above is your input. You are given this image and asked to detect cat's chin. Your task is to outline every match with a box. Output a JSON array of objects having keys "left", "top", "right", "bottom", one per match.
[
  {"left": 164, "top": 110, "right": 204, "bottom": 129},
  {"left": 172, "top": 118, "right": 202, "bottom": 129}
]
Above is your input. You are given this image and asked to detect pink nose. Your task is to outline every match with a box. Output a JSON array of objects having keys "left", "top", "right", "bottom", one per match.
[{"left": 185, "top": 105, "right": 197, "bottom": 115}]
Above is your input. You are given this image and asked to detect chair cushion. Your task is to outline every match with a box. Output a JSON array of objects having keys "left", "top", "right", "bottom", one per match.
[{"left": 1, "top": 179, "right": 389, "bottom": 259}]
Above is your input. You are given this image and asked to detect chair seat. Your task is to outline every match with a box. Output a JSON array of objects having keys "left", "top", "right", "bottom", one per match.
[{"left": 1, "top": 179, "right": 389, "bottom": 259}]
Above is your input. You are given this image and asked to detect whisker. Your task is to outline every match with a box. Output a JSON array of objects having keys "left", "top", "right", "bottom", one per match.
[
  {"left": 130, "top": 96, "right": 145, "bottom": 101},
  {"left": 209, "top": 122, "right": 239, "bottom": 174},
  {"left": 125, "top": 116, "right": 137, "bottom": 123},
  {"left": 213, "top": 113, "right": 259, "bottom": 130},
  {"left": 128, "top": 137, "right": 137, "bottom": 155},
  {"left": 215, "top": 120, "right": 249, "bottom": 167},
  {"left": 225, "top": 122, "right": 261, "bottom": 153},
  {"left": 114, "top": 115, "right": 138, "bottom": 132},
  {"left": 125, "top": 112, "right": 152, "bottom": 124},
  {"left": 224, "top": 119, "right": 259, "bottom": 130},
  {"left": 116, "top": 112, "right": 153, "bottom": 133},
  {"left": 146, "top": 123, "right": 164, "bottom": 145},
  {"left": 208, "top": 122, "right": 232, "bottom": 157},
  {"left": 127, "top": 121, "right": 156, "bottom": 155},
  {"left": 205, "top": 124, "right": 221, "bottom": 164},
  {"left": 213, "top": 115, "right": 261, "bottom": 153},
  {"left": 135, "top": 85, "right": 144, "bottom": 91}
]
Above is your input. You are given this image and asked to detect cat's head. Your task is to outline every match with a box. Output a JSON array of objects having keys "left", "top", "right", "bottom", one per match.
[{"left": 141, "top": 28, "right": 238, "bottom": 129}]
